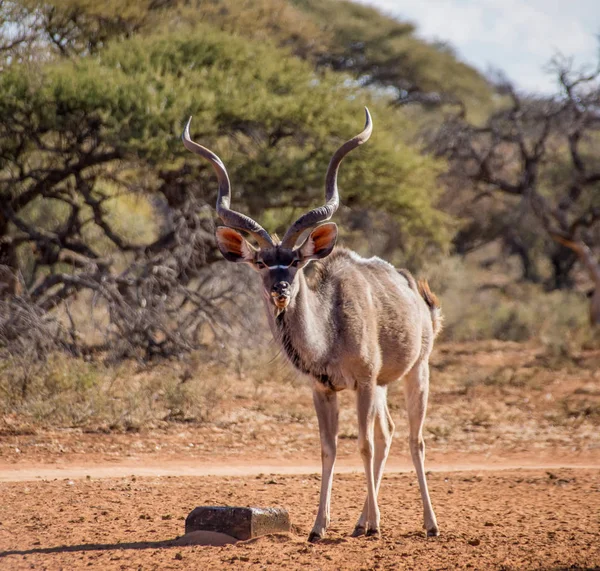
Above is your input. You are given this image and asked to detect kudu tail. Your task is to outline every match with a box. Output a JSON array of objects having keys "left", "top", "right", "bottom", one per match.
[{"left": 417, "top": 279, "right": 443, "bottom": 338}]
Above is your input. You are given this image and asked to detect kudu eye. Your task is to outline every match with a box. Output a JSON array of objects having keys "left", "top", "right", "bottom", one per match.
[
  {"left": 291, "top": 259, "right": 301, "bottom": 268},
  {"left": 255, "top": 260, "right": 266, "bottom": 269}
]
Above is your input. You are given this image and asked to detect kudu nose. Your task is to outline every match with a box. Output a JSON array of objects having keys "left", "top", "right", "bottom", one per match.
[{"left": 272, "top": 281, "right": 291, "bottom": 297}]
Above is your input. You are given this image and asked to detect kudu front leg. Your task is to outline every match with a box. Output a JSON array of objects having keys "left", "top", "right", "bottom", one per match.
[
  {"left": 353, "top": 386, "right": 394, "bottom": 537},
  {"left": 354, "top": 381, "right": 380, "bottom": 537},
  {"left": 309, "top": 387, "right": 339, "bottom": 543}
]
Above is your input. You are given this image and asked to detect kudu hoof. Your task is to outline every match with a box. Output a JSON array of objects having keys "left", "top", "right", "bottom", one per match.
[
  {"left": 427, "top": 527, "right": 440, "bottom": 537},
  {"left": 365, "top": 527, "right": 380, "bottom": 538},
  {"left": 351, "top": 525, "right": 366, "bottom": 537},
  {"left": 308, "top": 531, "right": 323, "bottom": 543}
]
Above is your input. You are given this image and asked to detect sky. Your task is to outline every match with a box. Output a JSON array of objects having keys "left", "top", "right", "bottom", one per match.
[{"left": 356, "top": 0, "right": 600, "bottom": 94}]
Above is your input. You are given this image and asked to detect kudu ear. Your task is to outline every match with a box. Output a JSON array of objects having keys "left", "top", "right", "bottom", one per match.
[
  {"left": 215, "top": 227, "right": 257, "bottom": 263},
  {"left": 298, "top": 223, "right": 338, "bottom": 260}
]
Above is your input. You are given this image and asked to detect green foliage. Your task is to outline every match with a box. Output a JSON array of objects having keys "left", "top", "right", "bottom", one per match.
[
  {"left": 1, "top": 22, "right": 451, "bottom": 249},
  {"left": 291, "top": 0, "right": 493, "bottom": 109},
  {"left": 10, "top": 0, "right": 492, "bottom": 114},
  {"left": 0, "top": 0, "right": 496, "bottom": 267}
]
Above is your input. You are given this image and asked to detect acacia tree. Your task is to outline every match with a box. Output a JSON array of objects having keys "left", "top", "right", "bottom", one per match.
[
  {"left": 291, "top": 0, "right": 492, "bottom": 110},
  {"left": 0, "top": 17, "right": 450, "bottom": 357},
  {"left": 434, "top": 60, "right": 600, "bottom": 322}
]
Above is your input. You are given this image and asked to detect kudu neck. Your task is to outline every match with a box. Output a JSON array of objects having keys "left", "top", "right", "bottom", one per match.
[
  {"left": 273, "top": 269, "right": 331, "bottom": 359},
  {"left": 289, "top": 269, "right": 328, "bottom": 318}
]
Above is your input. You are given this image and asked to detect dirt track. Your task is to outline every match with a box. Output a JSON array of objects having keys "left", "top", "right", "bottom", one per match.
[{"left": 0, "top": 461, "right": 599, "bottom": 570}]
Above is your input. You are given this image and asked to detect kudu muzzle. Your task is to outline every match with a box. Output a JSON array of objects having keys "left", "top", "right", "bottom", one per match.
[{"left": 271, "top": 280, "right": 291, "bottom": 308}]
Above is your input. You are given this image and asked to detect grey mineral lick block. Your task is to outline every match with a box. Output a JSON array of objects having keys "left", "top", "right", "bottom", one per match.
[{"left": 185, "top": 506, "right": 290, "bottom": 540}]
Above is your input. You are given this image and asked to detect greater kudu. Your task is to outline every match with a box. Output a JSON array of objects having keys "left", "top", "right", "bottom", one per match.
[{"left": 182, "top": 109, "right": 441, "bottom": 541}]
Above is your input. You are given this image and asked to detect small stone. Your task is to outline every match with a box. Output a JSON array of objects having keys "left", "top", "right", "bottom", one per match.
[
  {"left": 467, "top": 538, "right": 481, "bottom": 546},
  {"left": 185, "top": 506, "right": 290, "bottom": 540}
]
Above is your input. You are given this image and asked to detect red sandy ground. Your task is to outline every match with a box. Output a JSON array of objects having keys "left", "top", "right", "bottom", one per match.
[
  {"left": 0, "top": 466, "right": 598, "bottom": 570},
  {"left": 0, "top": 341, "right": 599, "bottom": 569}
]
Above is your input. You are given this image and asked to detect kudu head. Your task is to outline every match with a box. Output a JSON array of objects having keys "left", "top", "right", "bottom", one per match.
[{"left": 182, "top": 109, "right": 372, "bottom": 312}]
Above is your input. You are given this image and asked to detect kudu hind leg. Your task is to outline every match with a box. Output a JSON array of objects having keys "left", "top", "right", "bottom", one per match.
[
  {"left": 353, "top": 386, "right": 394, "bottom": 536},
  {"left": 404, "top": 361, "right": 439, "bottom": 536},
  {"left": 309, "top": 388, "right": 339, "bottom": 542}
]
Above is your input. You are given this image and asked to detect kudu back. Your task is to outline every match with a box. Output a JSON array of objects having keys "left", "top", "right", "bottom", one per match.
[{"left": 183, "top": 108, "right": 441, "bottom": 541}]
